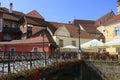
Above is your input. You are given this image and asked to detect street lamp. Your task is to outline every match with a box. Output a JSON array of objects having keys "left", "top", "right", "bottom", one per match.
[
  {"left": 77, "top": 24, "right": 82, "bottom": 59},
  {"left": 78, "top": 24, "right": 83, "bottom": 80},
  {"left": 42, "top": 27, "right": 47, "bottom": 67}
]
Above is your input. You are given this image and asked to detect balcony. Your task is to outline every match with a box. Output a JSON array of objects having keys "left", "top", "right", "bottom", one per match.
[{"left": 2, "top": 27, "right": 21, "bottom": 34}]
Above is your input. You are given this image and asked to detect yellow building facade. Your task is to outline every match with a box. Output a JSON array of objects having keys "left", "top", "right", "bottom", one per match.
[
  {"left": 97, "top": 0, "right": 120, "bottom": 55},
  {"left": 103, "top": 23, "right": 120, "bottom": 55}
]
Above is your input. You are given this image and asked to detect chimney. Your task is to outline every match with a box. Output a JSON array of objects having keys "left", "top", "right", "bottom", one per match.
[
  {"left": 117, "top": 0, "right": 120, "bottom": 14},
  {"left": 68, "top": 21, "right": 71, "bottom": 24},
  {"left": 9, "top": 3, "right": 13, "bottom": 13}
]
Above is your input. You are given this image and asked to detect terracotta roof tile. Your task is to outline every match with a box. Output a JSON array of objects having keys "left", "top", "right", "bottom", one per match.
[
  {"left": 3, "top": 13, "right": 19, "bottom": 21},
  {"left": 48, "top": 21, "right": 94, "bottom": 39},
  {"left": 95, "top": 11, "right": 115, "bottom": 26},
  {"left": 73, "top": 19, "right": 101, "bottom": 34},
  {"left": 46, "top": 21, "right": 67, "bottom": 35},
  {"left": 0, "top": 31, "right": 54, "bottom": 45},
  {"left": 32, "top": 29, "right": 56, "bottom": 44},
  {"left": 0, "top": 7, "right": 24, "bottom": 16},
  {"left": 0, "top": 7, "right": 24, "bottom": 21},
  {"left": 104, "top": 14, "right": 120, "bottom": 25},
  {"left": 32, "top": 26, "right": 42, "bottom": 35},
  {"left": 26, "top": 10, "right": 44, "bottom": 19},
  {"left": 26, "top": 16, "right": 47, "bottom": 26},
  {"left": 66, "top": 24, "right": 95, "bottom": 39}
]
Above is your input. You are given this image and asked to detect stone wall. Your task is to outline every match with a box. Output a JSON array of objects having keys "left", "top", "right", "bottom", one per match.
[{"left": 84, "top": 60, "right": 120, "bottom": 80}]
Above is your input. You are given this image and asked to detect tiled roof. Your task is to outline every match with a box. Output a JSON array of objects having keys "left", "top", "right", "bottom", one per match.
[
  {"left": 32, "top": 26, "right": 42, "bottom": 35},
  {"left": 65, "top": 24, "right": 95, "bottom": 39},
  {"left": 0, "top": 37, "right": 45, "bottom": 45},
  {"left": 48, "top": 21, "right": 95, "bottom": 39},
  {"left": 103, "top": 14, "right": 120, "bottom": 25},
  {"left": 26, "top": 10, "right": 44, "bottom": 19},
  {"left": 25, "top": 16, "right": 47, "bottom": 26},
  {"left": 32, "top": 28, "right": 55, "bottom": 43},
  {"left": 45, "top": 21, "right": 67, "bottom": 35},
  {"left": 3, "top": 13, "right": 20, "bottom": 21},
  {"left": 0, "top": 31, "right": 54, "bottom": 45},
  {"left": 95, "top": 11, "right": 115, "bottom": 26},
  {"left": 0, "top": 7, "right": 24, "bottom": 16},
  {"left": 0, "top": 7, "right": 24, "bottom": 21},
  {"left": 73, "top": 19, "right": 101, "bottom": 34}
]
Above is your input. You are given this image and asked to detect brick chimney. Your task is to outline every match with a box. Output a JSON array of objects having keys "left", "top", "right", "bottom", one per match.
[
  {"left": 117, "top": 0, "right": 120, "bottom": 14},
  {"left": 9, "top": 3, "right": 13, "bottom": 13}
]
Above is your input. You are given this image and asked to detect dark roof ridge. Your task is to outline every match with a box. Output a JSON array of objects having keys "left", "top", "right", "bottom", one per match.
[
  {"left": 26, "top": 15, "right": 44, "bottom": 20},
  {"left": 47, "top": 21, "right": 71, "bottom": 24},
  {"left": 73, "top": 19, "right": 95, "bottom": 22}
]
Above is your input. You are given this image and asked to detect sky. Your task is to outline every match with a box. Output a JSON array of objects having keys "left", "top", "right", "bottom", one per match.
[{"left": 0, "top": 0, "right": 117, "bottom": 23}]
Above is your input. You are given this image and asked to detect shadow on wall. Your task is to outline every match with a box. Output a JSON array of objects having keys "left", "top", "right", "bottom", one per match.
[
  {"left": 49, "top": 61, "right": 104, "bottom": 80},
  {"left": 81, "top": 61, "right": 103, "bottom": 80}
]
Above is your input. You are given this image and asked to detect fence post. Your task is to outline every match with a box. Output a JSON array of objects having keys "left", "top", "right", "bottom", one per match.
[
  {"left": 2, "top": 52, "right": 5, "bottom": 75},
  {"left": 30, "top": 52, "right": 32, "bottom": 68},
  {"left": 8, "top": 52, "right": 11, "bottom": 73}
]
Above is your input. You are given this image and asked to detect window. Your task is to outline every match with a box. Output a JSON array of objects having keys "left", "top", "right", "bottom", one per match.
[
  {"left": 10, "top": 48, "right": 15, "bottom": 56},
  {"left": 114, "top": 26, "right": 120, "bottom": 36},
  {"left": 116, "top": 48, "right": 120, "bottom": 55},
  {"left": 3, "top": 34, "right": 11, "bottom": 41},
  {"left": 4, "top": 23, "right": 10, "bottom": 28},
  {"left": 0, "top": 48, "right": 2, "bottom": 51},
  {"left": 27, "top": 26, "right": 32, "bottom": 38},
  {"left": 4, "top": 24, "right": 8, "bottom": 28},
  {"left": 72, "top": 41, "right": 76, "bottom": 46},
  {"left": 59, "top": 39, "right": 63, "bottom": 47},
  {"left": 33, "top": 47, "right": 38, "bottom": 55}
]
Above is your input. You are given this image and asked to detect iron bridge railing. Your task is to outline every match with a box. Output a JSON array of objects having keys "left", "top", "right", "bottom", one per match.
[{"left": 0, "top": 51, "right": 58, "bottom": 75}]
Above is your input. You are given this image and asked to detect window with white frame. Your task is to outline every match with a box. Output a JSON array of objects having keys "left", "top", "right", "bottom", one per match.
[{"left": 114, "top": 26, "right": 120, "bottom": 36}]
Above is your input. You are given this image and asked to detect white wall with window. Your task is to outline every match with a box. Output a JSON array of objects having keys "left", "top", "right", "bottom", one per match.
[{"left": 53, "top": 26, "right": 92, "bottom": 49}]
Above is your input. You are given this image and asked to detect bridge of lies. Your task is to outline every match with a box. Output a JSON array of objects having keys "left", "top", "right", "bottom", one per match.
[{"left": 0, "top": 51, "right": 58, "bottom": 74}]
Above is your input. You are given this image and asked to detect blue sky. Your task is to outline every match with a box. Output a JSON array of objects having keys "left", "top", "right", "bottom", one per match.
[{"left": 0, "top": 0, "right": 117, "bottom": 23}]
